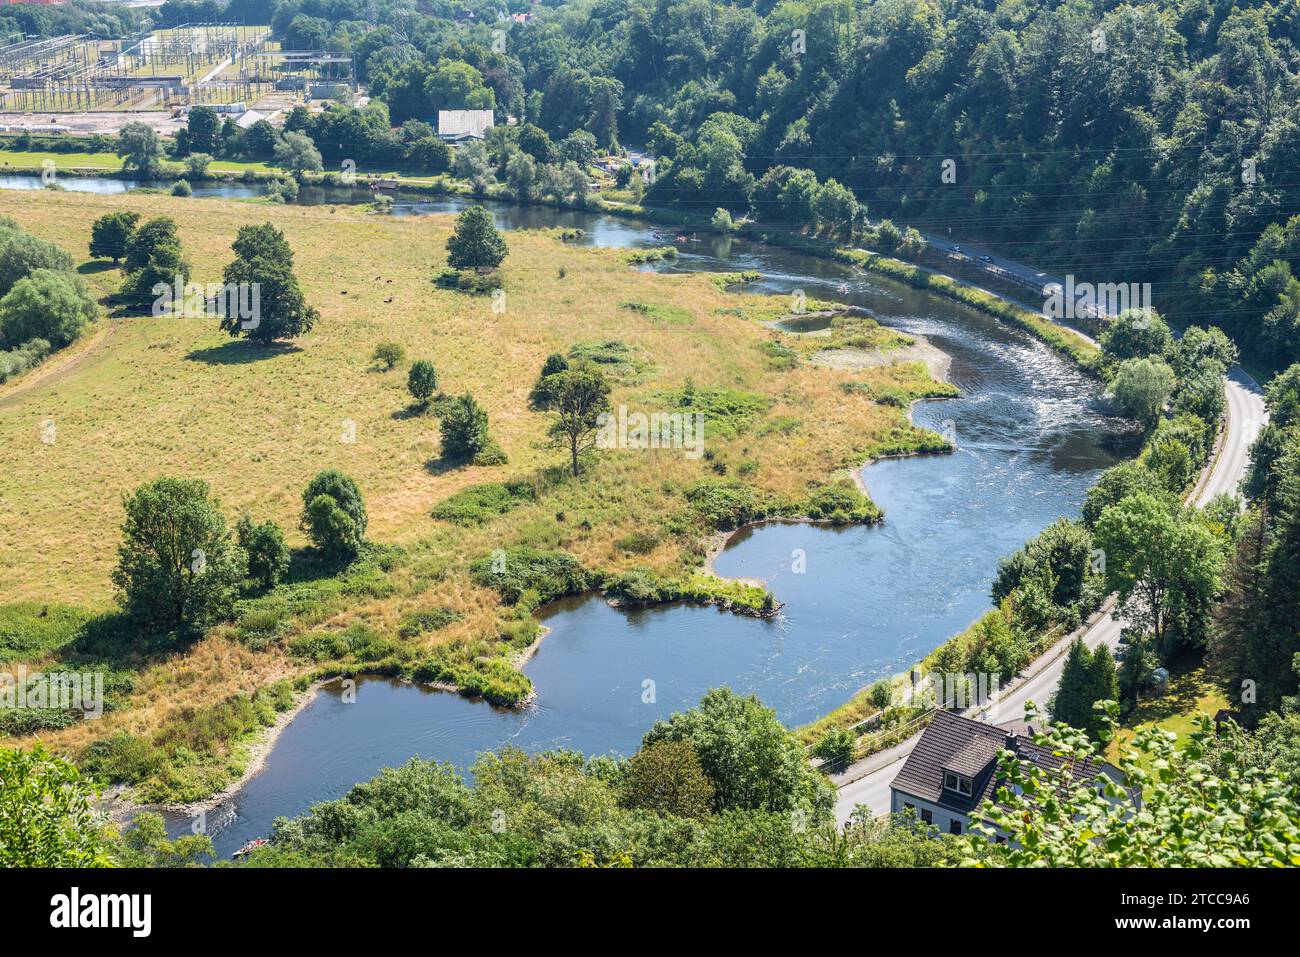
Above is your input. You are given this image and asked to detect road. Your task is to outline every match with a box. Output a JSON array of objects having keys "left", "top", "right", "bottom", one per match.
[{"left": 831, "top": 266, "right": 1267, "bottom": 826}]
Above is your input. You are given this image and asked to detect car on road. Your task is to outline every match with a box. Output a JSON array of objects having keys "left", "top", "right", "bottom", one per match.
[{"left": 978, "top": 254, "right": 993, "bottom": 263}]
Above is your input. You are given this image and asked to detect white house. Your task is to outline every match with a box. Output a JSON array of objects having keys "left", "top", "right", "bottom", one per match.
[
  {"left": 437, "top": 109, "right": 495, "bottom": 144},
  {"left": 888, "top": 710, "right": 1124, "bottom": 842}
]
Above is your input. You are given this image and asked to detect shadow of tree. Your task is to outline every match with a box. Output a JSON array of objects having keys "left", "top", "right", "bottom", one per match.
[
  {"left": 186, "top": 340, "right": 302, "bottom": 365},
  {"left": 77, "top": 260, "right": 120, "bottom": 275}
]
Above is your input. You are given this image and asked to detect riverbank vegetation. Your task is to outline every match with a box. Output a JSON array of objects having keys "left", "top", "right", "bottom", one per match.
[{"left": 0, "top": 188, "right": 959, "bottom": 804}]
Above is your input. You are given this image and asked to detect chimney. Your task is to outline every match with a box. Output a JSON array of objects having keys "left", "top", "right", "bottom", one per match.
[{"left": 1003, "top": 731, "right": 1017, "bottom": 754}]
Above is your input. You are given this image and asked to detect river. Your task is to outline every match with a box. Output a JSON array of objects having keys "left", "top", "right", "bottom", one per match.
[{"left": 0, "top": 173, "right": 1136, "bottom": 854}]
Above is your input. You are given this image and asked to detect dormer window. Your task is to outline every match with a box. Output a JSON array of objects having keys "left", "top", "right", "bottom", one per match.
[{"left": 943, "top": 770, "right": 973, "bottom": 797}]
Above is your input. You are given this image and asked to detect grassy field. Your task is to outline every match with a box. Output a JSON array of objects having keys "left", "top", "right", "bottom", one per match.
[
  {"left": 0, "top": 150, "right": 275, "bottom": 174},
  {"left": 0, "top": 189, "right": 957, "bottom": 801}
]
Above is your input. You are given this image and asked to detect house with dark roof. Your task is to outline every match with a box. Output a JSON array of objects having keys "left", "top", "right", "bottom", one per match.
[{"left": 888, "top": 710, "right": 1123, "bottom": 841}]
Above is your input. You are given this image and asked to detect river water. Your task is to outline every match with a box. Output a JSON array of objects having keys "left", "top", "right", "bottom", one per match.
[{"left": 0, "top": 173, "right": 1135, "bottom": 854}]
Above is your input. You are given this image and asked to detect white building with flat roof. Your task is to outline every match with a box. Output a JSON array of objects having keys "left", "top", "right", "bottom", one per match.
[{"left": 437, "top": 109, "right": 495, "bottom": 143}]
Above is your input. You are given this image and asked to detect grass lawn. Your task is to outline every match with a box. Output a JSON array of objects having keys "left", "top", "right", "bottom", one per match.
[
  {"left": 0, "top": 150, "right": 276, "bottom": 174},
  {"left": 1105, "top": 658, "right": 1229, "bottom": 766},
  {"left": 0, "top": 188, "right": 956, "bottom": 800}
]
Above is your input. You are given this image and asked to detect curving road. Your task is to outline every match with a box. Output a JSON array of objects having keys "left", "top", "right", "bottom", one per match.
[{"left": 831, "top": 258, "right": 1267, "bottom": 826}]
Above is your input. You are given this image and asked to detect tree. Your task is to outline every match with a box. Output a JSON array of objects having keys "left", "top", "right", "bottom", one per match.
[
  {"left": 273, "top": 131, "right": 324, "bottom": 176},
  {"left": 440, "top": 392, "right": 492, "bottom": 462},
  {"left": 505, "top": 150, "right": 537, "bottom": 200},
  {"left": 1145, "top": 434, "right": 1194, "bottom": 493},
  {"left": 558, "top": 130, "right": 597, "bottom": 168},
  {"left": 405, "top": 136, "right": 450, "bottom": 173},
  {"left": 301, "top": 470, "right": 367, "bottom": 561},
  {"left": 112, "top": 476, "right": 246, "bottom": 633},
  {"left": 89, "top": 211, "right": 140, "bottom": 264},
  {"left": 0, "top": 269, "right": 96, "bottom": 350},
  {"left": 1093, "top": 492, "right": 1224, "bottom": 659},
  {"left": 1109, "top": 356, "right": 1175, "bottom": 428},
  {"left": 528, "top": 352, "right": 569, "bottom": 408},
  {"left": 236, "top": 515, "right": 290, "bottom": 591},
  {"left": 1083, "top": 460, "right": 1159, "bottom": 527},
  {"left": 621, "top": 740, "right": 714, "bottom": 819},
  {"left": 116, "top": 121, "right": 164, "bottom": 177},
  {"left": 445, "top": 206, "right": 507, "bottom": 272},
  {"left": 372, "top": 341, "right": 405, "bottom": 369},
  {"left": 0, "top": 744, "right": 115, "bottom": 868},
  {"left": 990, "top": 518, "right": 1093, "bottom": 609},
  {"left": 542, "top": 364, "right": 611, "bottom": 476},
  {"left": 641, "top": 687, "right": 833, "bottom": 817},
  {"left": 121, "top": 216, "right": 189, "bottom": 305},
  {"left": 183, "top": 105, "right": 222, "bottom": 155},
  {"left": 1100, "top": 309, "right": 1172, "bottom": 363},
  {"left": 407, "top": 359, "right": 439, "bottom": 405},
  {"left": 184, "top": 152, "right": 213, "bottom": 179},
  {"left": 969, "top": 706, "right": 1300, "bottom": 866},
  {"left": 1051, "top": 638, "right": 1095, "bottom": 733},
  {"left": 0, "top": 228, "right": 75, "bottom": 297},
  {"left": 220, "top": 223, "right": 318, "bottom": 342}
]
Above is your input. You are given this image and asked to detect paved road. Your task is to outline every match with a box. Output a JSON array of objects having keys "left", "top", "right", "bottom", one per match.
[{"left": 831, "top": 273, "right": 1267, "bottom": 826}]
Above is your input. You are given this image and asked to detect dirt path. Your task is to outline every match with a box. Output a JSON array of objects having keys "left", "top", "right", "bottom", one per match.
[{"left": 0, "top": 319, "right": 119, "bottom": 411}]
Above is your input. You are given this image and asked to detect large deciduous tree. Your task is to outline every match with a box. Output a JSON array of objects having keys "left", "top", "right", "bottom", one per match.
[{"left": 112, "top": 476, "right": 246, "bottom": 633}]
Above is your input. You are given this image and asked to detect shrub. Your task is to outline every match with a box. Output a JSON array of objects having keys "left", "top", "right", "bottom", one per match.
[
  {"left": 431, "top": 481, "right": 536, "bottom": 525},
  {"left": 397, "top": 607, "right": 462, "bottom": 639},
  {"left": 171, "top": 179, "right": 192, "bottom": 197},
  {"left": 469, "top": 547, "right": 590, "bottom": 604}
]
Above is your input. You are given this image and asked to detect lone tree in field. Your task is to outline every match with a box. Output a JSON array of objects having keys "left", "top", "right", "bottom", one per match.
[
  {"left": 372, "top": 341, "right": 405, "bottom": 370},
  {"left": 116, "top": 121, "right": 165, "bottom": 178},
  {"left": 445, "top": 205, "right": 507, "bottom": 272},
  {"left": 542, "top": 363, "right": 611, "bottom": 476},
  {"left": 89, "top": 211, "right": 140, "bottom": 264},
  {"left": 407, "top": 359, "right": 439, "bottom": 406},
  {"left": 301, "top": 469, "right": 367, "bottom": 561},
  {"left": 440, "top": 392, "right": 494, "bottom": 462},
  {"left": 220, "top": 223, "right": 319, "bottom": 343},
  {"left": 112, "top": 477, "right": 246, "bottom": 634}
]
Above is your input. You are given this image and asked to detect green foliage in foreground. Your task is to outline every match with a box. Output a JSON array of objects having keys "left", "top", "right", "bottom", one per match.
[
  {"left": 0, "top": 744, "right": 114, "bottom": 868},
  {"left": 242, "top": 687, "right": 963, "bottom": 867},
  {"left": 970, "top": 705, "right": 1300, "bottom": 867}
]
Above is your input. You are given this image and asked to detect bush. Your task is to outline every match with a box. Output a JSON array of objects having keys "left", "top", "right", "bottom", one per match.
[
  {"left": 685, "top": 479, "right": 771, "bottom": 530},
  {"left": 431, "top": 480, "right": 536, "bottom": 525},
  {"left": 301, "top": 470, "right": 367, "bottom": 560},
  {"left": 397, "top": 607, "right": 462, "bottom": 639},
  {"left": 469, "top": 547, "right": 590, "bottom": 604},
  {"left": 171, "top": 179, "right": 192, "bottom": 197},
  {"left": 812, "top": 726, "right": 856, "bottom": 768}
]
